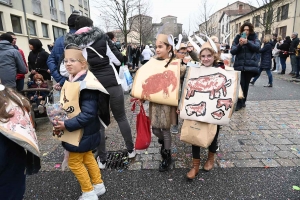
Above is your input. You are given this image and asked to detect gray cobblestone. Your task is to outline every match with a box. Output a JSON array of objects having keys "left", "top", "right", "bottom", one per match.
[
  {"left": 139, "top": 155, "right": 153, "bottom": 161},
  {"left": 146, "top": 148, "right": 160, "bottom": 154},
  {"left": 275, "top": 151, "right": 298, "bottom": 158},
  {"left": 275, "top": 159, "right": 296, "bottom": 167},
  {"left": 289, "top": 139, "right": 300, "bottom": 144},
  {"left": 232, "top": 160, "right": 264, "bottom": 167},
  {"left": 266, "top": 138, "right": 293, "bottom": 145},
  {"left": 235, "top": 152, "right": 252, "bottom": 159},
  {"left": 291, "top": 159, "right": 300, "bottom": 166},
  {"left": 142, "top": 161, "right": 160, "bottom": 169},
  {"left": 254, "top": 144, "right": 280, "bottom": 151},
  {"left": 249, "top": 151, "right": 278, "bottom": 159},
  {"left": 261, "top": 159, "right": 281, "bottom": 167},
  {"left": 128, "top": 162, "right": 142, "bottom": 170}
]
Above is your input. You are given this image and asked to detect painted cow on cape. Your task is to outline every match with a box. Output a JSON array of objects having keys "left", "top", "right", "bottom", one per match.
[
  {"left": 185, "top": 101, "right": 206, "bottom": 116},
  {"left": 216, "top": 98, "right": 233, "bottom": 111},
  {"left": 185, "top": 73, "right": 232, "bottom": 100}
]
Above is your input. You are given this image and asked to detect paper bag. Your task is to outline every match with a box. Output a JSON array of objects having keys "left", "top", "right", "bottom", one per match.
[
  {"left": 180, "top": 120, "right": 217, "bottom": 148},
  {"left": 131, "top": 58, "right": 180, "bottom": 106}
]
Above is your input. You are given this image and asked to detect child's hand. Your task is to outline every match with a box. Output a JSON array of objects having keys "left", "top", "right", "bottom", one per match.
[
  {"left": 54, "top": 121, "right": 65, "bottom": 131},
  {"left": 176, "top": 109, "right": 180, "bottom": 115},
  {"left": 54, "top": 83, "right": 61, "bottom": 91}
]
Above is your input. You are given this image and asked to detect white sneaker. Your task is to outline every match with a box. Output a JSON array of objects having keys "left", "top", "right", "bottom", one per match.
[
  {"left": 273, "top": 70, "right": 278, "bottom": 73},
  {"left": 128, "top": 149, "right": 136, "bottom": 158},
  {"left": 78, "top": 190, "right": 98, "bottom": 200},
  {"left": 38, "top": 105, "right": 45, "bottom": 114},
  {"left": 97, "top": 157, "right": 106, "bottom": 169},
  {"left": 170, "top": 124, "right": 179, "bottom": 134},
  {"left": 93, "top": 183, "right": 106, "bottom": 196}
]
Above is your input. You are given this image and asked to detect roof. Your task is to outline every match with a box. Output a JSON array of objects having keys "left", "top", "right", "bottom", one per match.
[
  {"left": 219, "top": 9, "right": 252, "bottom": 22},
  {"left": 161, "top": 15, "right": 177, "bottom": 19},
  {"left": 129, "top": 14, "right": 152, "bottom": 19},
  {"left": 212, "top": 1, "right": 256, "bottom": 16}
]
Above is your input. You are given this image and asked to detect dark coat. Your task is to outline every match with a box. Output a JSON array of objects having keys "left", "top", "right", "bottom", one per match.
[
  {"left": 0, "top": 133, "right": 26, "bottom": 200},
  {"left": 28, "top": 48, "right": 51, "bottom": 80},
  {"left": 259, "top": 42, "right": 273, "bottom": 69},
  {"left": 277, "top": 40, "right": 291, "bottom": 58},
  {"left": 62, "top": 74, "right": 101, "bottom": 152},
  {"left": 289, "top": 37, "right": 299, "bottom": 55},
  {"left": 230, "top": 33, "right": 260, "bottom": 73}
]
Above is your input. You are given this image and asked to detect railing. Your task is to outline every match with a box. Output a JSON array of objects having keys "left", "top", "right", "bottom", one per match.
[
  {"left": 0, "top": 0, "right": 11, "bottom": 5},
  {"left": 50, "top": 7, "right": 58, "bottom": 21},
  {"left": 84, "top": 0, "right": 88, "bottom": 9},
  {"left": 32, "top": 0, "right": 42, "bottom": 15},
  {"left": 79, "top": 0, "right": 83, "bottom": 7},
  {"left": 60, "top": 11, "right": 66, "bottom": 24}
]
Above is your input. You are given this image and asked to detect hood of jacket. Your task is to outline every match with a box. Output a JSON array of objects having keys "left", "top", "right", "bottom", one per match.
[
  {"left": 0, "top": 41, "right": 14, "bottom": 51},
  {"left": 64, "top": 27, "right": 105, "bottom": 47},
  {"left": 145, "top": 45, "right": 149, "bottom": 49}
]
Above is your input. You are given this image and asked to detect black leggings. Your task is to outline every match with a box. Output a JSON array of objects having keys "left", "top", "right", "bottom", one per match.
[{"left": 192, "top": 125, "right": 220, "bottom": 159}]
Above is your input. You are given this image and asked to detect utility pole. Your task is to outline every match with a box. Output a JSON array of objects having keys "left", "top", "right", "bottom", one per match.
[
  {"left": 138, "top": 0, "right": 142, "bottom": 46},
  {"left": 122, "top": 0, "right": 127, "bottom": 45}
]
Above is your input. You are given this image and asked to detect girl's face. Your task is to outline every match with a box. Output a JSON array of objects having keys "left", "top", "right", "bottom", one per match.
[
  {"left": 155, "top": 41, "right": 171, "bottom": 59},
  {"left": 176, "top": 48, "right": 187, "bottom": 59},
  {"left": 64, "top": 58, "right": 86, "bottom": 76},
  {"left": 29, "top": 44, "right": 34, "bottom": 50},
  {"left": 200, "top": 49, "right": 214, "bottom": 67},
  {"left": 35, "top": 79, "right": 42, "bottom": 85}
]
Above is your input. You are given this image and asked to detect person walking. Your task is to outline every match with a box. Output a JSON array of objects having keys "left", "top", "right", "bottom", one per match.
[
  {"left": 28, "top": 39, "right": 51, "bottom": 81},
  {"left": 277, "top": 36, "right": 291, "bottom": 75},
  {"left": 272, "top": 36, "right": 283, "bottom": 73},
  {"left": 230, "top": 22, "right": 260, "bottom": 111},
  {"left": 289, "top": 32, "right": 299, "bottom": 75},
  {"left": 0, "top": 33, "right": 27, "bottom": 89},
  {"left": 250, "top": 35, "right": 273, "bottom": 87},
  {"left": 141, "top": 45, "right": 153, "bottom": 64},
  {"left": 271, "top": 33, "right": 278, "bottom": 71}
]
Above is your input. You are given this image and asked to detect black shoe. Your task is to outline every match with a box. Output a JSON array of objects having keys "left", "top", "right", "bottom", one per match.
[
  {"left": 159, "top": 149, "right": 172, "bottom": 172},
  {"left": 271, "top": 68, "right": 276, "bottom": 71},
  {"left": 242, "top": 103, "right": 246, "bottom": 108},
  {"left": 249, "top": 81, "right": 254, "bottom": 85},
  {"left": 235, "top": 100, "right": 243, "bottom": 111},
  {"left": 158, "top": 139, "right": 164, "bottom": 154},
  {"left": 264, "top": 84, "right": 273, "bottom": 87},
  {"left": 279, "top": 71, "right": 285, "bottom": 74},
  {"left": 289, "top": 72, "right": 294, "bottom": 75}
]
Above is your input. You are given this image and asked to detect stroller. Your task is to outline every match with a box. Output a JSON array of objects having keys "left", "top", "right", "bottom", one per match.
[{"left": 21, "top": 79, "right": 54, "bottom": 128}]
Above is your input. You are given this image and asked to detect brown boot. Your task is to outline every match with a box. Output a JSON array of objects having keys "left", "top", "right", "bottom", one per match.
[
  {"left": 203, "top": 151, "right": 215, "bottom": 172},
  {"left": 186, "top": 158, "right": 200, "bottom": 180}
]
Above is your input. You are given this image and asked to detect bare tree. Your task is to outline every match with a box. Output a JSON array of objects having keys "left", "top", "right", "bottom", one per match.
[{"left": 194, "top": 0, "right": 216, "bottom": 36}]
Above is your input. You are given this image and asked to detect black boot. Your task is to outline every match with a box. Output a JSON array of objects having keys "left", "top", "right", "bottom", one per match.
[
  {"left": 235, "top": 99, "right": 243, "bottom": 111},
  {"left": 279, "top": 70, "right": 285, "bottom": 74},
  {"left": 158, "top": 139, "right": 164, "bottom": 154},
  {"left": 159, "top": 149, "right": 172, "bottom": 172}
]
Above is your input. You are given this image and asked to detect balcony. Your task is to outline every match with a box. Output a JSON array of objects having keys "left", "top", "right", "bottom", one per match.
[
  {"left": 84, "top": 0, "right": 88, "bottom": 10},
  {"left": 0, "top": 0, "right": 12, "bottom": 6},
  {"left": 50, "top": 7, "right": 58, "bottom": 21},
  {"left": 79, "top": 0, "right": 83, "bottom": 7},
  {"left": 60, "top": 11, "right": 66, "bottom": 24},
  {"left": 32, "top": 0, "right": 42, "bottom": 16}
]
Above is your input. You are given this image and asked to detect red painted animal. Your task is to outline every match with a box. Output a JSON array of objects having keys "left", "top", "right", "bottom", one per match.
[
  {"left": 211, "top": 109, "right": 225, "bottom": 120},
  {"left": 141, "top": 70, "right": 177, "bottom": 100},
  {"left": 216, "top": 98, "right": 233, "bottom": 111},
  {"left": 185, "top": 102, "right": 206, "bottom": 116},
  {"left": 185, "top": 73, "right": 232, "bottom": 100}
]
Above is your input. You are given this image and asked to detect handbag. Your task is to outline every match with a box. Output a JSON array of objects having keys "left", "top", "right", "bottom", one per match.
[
  {"left": 131, "top": 98, "right": 151, "bottom": 150},
  {"left": 180, "top": 120, "right": 217, "bottom": 148}
]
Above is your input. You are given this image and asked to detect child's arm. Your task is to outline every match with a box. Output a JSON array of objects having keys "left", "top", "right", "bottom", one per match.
[{"left": 63, "top": 90, "right": 99, "bottom": 132}]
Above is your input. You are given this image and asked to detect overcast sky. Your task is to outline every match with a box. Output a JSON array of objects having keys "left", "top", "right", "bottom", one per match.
[{"left": 89, "top": 0, "right": 257, "bottom": 33}]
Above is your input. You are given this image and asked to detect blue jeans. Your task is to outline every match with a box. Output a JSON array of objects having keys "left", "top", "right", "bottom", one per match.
[
  {"left": 252, "top": 68, "right": 273, "bottom": 84},
  {"left": 290, "top": 54, "right": 297, "bottom": 73},
  {"left": 16, "top": 78, "right": 24, "bottom": 92},
  {"left": 280, "top": 57, "right": 287, "bottom": 71}
]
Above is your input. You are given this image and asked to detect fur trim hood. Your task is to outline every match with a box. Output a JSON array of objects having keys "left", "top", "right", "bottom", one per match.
[{"left": 64, "top": 27, "right": 105, "bottom": 47}]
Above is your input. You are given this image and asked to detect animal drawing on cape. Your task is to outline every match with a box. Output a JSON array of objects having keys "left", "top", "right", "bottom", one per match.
[
  {"left": 185, "top": 101, "right": 206, "bottom": 116},
  {"left": 216, "top": 98, "right": 233, "bottom": 111},
  {"left": 185, "top": 73, "right": 232, "bottom": 100},
  {"left": 141, "top": 70, "right": 177, "bottom": 100},
  {"left": 211, "top": 109, "right": 225, "bottom": 120}
]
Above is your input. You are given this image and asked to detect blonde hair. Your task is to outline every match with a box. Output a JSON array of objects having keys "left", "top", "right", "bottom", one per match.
[
  {"left": 264, "top": 34, "right": 272, "bottom": 43},
  {"left": 277, "top": 35, "right": 282, "bottom": 41},
  {"left": 199, "top": 48, "right": 219, "bottom": 66}
]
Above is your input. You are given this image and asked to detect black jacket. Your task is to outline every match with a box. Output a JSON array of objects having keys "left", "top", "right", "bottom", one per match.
[
  {"left": 230, "top": 33, "right": 260, "bottom": 73},
  {"left": 277, "top": 40, "right": 291, "bottom": 58},
  {"left": 259, "top": 42, "right": 272, "bottom": 69},
  {"left": 28, "top": 48, "right": 51, "bottom": 80},
  {"left": 64, "top": 27, "right": 123, "bottom": 88},
  {"left": 289, "top": 37, "right": 299, "bottom": 55}
]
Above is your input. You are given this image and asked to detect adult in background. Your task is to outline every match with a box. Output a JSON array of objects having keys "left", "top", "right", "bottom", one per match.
[
  {"left": 106, "top": 32, "right": 120, "bottom": 51},
  {"left": 132, "top": 45, "right": 141, "bottom": 69},
  {"left": 250, "top": 34, "right": 273, "bottom": 87},
  {"left": 294, "top": 42, "right": 300, "bottom": 79},
  {"left": 230, "top": 22, "right": 260, "bottom": 111},
  {"left": 271, "top": 33, "right": 278, "bottom": 71},
  {"left": 272, "top": 35, "right": 283, "bottom": 73},
  {"left": 277, "top": 36, "right": 291, "bottom": 75},
  {"left": 0, "top": 33, "right": 27, "bottom": 89},
  {"left": 6, "top": 32, "right": 28, "bottom": 91},
  {"left": 141, "top": 45, "right": 153, "bottom": 64},
  {"left": 47, "top": 10, "right": 80, "bottom": 89},
  {"left": 28, "top": 39, "right": 51, "bottom": 81},
  {"left": 289, "top": 32, "right": 299, "bottom": 75},
  {"left": 126, "top": 43, "right": 133, "bottom": 64}
]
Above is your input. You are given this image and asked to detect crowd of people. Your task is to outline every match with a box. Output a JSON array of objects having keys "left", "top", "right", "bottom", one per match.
[{"left": 0, "top": 9, "right": 300, "bottom": 200}]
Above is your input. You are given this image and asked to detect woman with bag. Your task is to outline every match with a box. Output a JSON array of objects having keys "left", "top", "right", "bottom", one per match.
[
  {"left": 277, "top": 36, "right": 291, "bottom": 75},
  {"left": 272, "top": 36, "right": 283, "bottom": 73}
]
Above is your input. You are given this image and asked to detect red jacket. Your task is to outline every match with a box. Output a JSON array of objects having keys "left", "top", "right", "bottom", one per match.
[{"left": 16, "top": 49, "right": 28, "bottom": 80}]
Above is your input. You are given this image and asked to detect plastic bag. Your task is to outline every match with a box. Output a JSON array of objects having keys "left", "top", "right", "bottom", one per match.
[
  {"left": 46, "top": 102, "right": 68, "bottom": 137},
  {"left": 119, "top": 65, "right": 132, "bottom": 92}
]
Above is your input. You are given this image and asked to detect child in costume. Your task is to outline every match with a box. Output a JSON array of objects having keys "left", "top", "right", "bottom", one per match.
[
  {"left": 53, "top": 44, "right": 106, "bottom": 200},
  {"left": 28, "top": 73, "right": 49, "bottom": 113}
]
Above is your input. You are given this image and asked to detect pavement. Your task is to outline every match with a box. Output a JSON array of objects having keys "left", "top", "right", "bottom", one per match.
[{"left": 24, "top": 61, "right": 300, "bottom": 199}]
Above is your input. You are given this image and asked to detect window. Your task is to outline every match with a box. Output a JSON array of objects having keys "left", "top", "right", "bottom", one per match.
[
  {"left": 85, "top": 13, "right": 88, "bottom": 17},
  {"left": 59, "top": 0, "right": 64, "bottom": 11},
  {"left": 79, "top": 10, "right": 83, "bottom": 15},
  {"left": 244, "top": 19, "right": 250, "bottom": 23},
  {"left": 49, "top": 0, "right": 55, "bottom": 7},
  {"left": 52, "top": 25, "right": 66, "bottom": 41},
  {"left": 11, "top": 15, "right": 22, "bottom": 34},
  {"left": 277, "top": 4, "right": 289, "bottom": 21},
  {"left": 28, "top": 19, "right": 37, "bottom": 36},
  {"left": 70, "top": 5, "right": 74, "bottom": 13},
  {"left": 0, "top": 13, "right": 3, "bottom": 31},
  {"left": 254, "top": 15, "right": 260, "bottom": 27},
  {"left": 222, "top": 25, "right": 224, "bottom": 33},
  {"left": 279, "top": 26, "right": 287, "bottom": 38},
  {"left": 42, "top": 23, "right": 49, "bottom": 38},
  {"left": 32, "top": 0, "right": 42, "bottom": 15}
]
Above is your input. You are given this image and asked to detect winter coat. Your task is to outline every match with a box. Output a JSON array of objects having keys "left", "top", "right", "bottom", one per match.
[
  {"left": 0, "top": 41, "right": 27, "bottom": 88},
  {"left": 277, "top": 40, "right": 290, "bottom": 58},
  {"left": 28, "top": 48, "right": 50, "bottom": 80},
  {"left": 141, "top": 45, "right": 153, "bottom": 60},
  {"left": 259, "top": 42, "right": 273, "bottom": 69},
  {"left": 46, "top": 29, "right": 76, "bottom": 86},
  {"left": 62, "top": 73, "right": 101, "bottom": 152},
  {"left": 13, "top": 45, "right": 28, "bottom": 80},
  {"left": 230, "top": 33, "right": 260, "bottom": 74},
  {"left": 289, "top": 37, "right": 299, "bottom": 55},
  {"left": 271, "top": 39, "right": 277, "bottom": 48},
  {"left": 64, "top": 27, "right": 123, "bottom": 88},
  {"left": 0, "top": 132, "right": 27, "bottom": 200}
]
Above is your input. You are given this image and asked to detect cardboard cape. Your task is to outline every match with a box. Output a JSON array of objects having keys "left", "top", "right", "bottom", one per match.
[{"left": 131, "top": 58, "right": 181, "bottom": 106}]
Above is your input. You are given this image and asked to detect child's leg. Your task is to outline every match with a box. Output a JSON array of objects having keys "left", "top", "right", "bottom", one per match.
[
  {"left": 68, "top": 152, "right": 94, "bottom": 192},
  {"left": 83, "top": 151, "right": 103, "bottom": 185}
]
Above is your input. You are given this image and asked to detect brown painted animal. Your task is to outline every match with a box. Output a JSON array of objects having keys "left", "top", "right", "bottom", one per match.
[
  {"left": 216, "top": 98, "right": 233, "bottom": 111},
  {"left": 185, "top": 73, "right": 232, "bottom": 100},
  {"left": 185, "top": 102, "right": 206, "bottom": 116},
  {"left": 211, "top": 109, "right": 225, "bottom": 120},
  {"left": 141, "top": 70, "right": 177, "bottom": 100}
]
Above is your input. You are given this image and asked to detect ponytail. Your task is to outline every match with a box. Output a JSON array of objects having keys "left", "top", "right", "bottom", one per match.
[{"left": 164, "top": 44, "right": 175, "bottom": 68}]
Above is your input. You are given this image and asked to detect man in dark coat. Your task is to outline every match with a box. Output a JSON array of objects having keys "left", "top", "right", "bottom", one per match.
[
  {"left": 290, "top": 32, "right": 299, "bottom": 76},
  {"left": 230, "top": 22, "right": 260, "bottom": 111}
]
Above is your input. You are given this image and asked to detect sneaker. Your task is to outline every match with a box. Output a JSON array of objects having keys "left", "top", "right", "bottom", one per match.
[
  {"left": 249, "top": 81, "right": 254, "bottom": 85},
  {"left": 273, "top": 70, "right": 278, "bottom": 73},
  {"left": 93, "top": 183, "right": 106, "bottom": 196},
  {"left": 263, "top": 84, "right": 273, "bottom": 87},
  {"left": 78, "top": 190, "right": 98, "bottom": 200},
  {"left": 128, "top": 149, "right": 136, "bottom": 158},
  {"left": 170, "top": 124, "right": 179, "bottom": 134},
  {"left": 38, "top": 105, "right": 45, "bottom": 114}
]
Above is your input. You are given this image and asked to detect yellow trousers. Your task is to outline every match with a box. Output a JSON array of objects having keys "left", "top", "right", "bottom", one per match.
[{"left": 68, "top": 151, "right": 103, "bottom": 192}]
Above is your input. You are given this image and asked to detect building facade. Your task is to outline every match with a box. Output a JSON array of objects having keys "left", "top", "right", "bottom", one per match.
[
  {"left": 129, "top": 14, "right": 153, "bottom": 44},
  {"left": 229, "top": 0, "right": 300, "bottom": 44},
  {"left": 0, "top": 0, "right": 90, "bottom": 57}
]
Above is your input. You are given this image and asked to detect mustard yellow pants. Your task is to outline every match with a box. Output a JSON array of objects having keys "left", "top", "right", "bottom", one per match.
[{"left": 68, "top": 151, "right": 103, "bottom": 192}]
